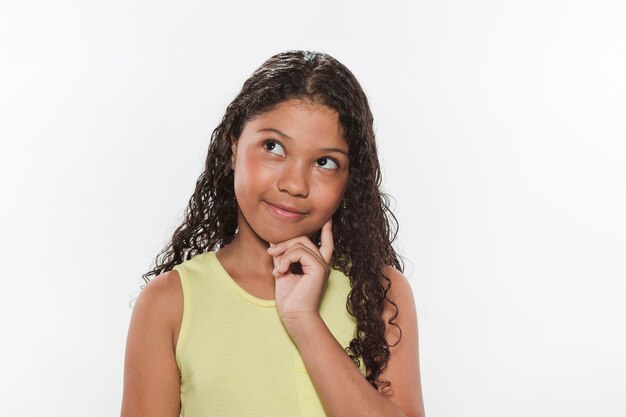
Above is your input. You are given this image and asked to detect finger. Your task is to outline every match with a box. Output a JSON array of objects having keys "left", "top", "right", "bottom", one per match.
[
  {"left": 275, "top": 245, "right": 326, "bottom": 275},
  {"left": 267, "top": 236, "right": 319, "bottom": 257},
  {"left": 275, "top": 242, "right": 326, "bottom": 273},
  {"left": 266, "top": 242, "right": 283, "bottom": 275},
  {"left": 267, "top": 233, "right": 329, "bottom": 274},
  {"left": 319, "top": 219, "right": 334, "bottom": 264}
]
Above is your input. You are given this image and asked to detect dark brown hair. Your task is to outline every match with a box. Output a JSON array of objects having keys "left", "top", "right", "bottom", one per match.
[{"left": 142, "top": 50, "right": 404, "bottom": 396}]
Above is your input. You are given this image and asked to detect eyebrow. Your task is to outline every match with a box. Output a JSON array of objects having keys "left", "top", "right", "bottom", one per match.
[{"left": 257, "top": 128, "right": 349, "bottom": 157}]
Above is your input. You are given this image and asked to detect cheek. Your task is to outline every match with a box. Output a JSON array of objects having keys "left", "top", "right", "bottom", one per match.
[
  {"left": 313, "top": 180, "right": 346, "bottom": 211},
  {"left": 233, "top": 154, "right": 274, "bottom": 196}
]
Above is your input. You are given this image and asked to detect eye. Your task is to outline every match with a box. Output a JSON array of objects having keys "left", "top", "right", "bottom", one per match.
[
  {"left": 315, "top": 157, "right": 339, "bottom": 170},
  {"left": 263, "top": 140, "right": 285, "bottom": 156}
]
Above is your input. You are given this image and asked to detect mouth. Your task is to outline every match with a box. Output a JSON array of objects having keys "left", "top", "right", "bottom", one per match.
[{"left": 264, "top": 201, "right": 307, "bottom": 219}]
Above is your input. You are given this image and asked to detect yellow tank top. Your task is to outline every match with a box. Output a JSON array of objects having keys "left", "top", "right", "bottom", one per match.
[{"left": 173, "top": 251, "right": 366, "bottom": 417}]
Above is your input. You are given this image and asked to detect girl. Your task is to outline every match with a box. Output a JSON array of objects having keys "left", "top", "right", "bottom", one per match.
[{"left": 121, "top": 50, "right": 425, "bottom": 417}]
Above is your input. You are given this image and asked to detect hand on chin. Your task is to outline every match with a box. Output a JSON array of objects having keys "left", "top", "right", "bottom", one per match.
[{"left": 265, "top": 219, "right": 333, "bottom": 329}]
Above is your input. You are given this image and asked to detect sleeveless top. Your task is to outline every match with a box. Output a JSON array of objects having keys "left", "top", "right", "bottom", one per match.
[{"left": 173, "top": 251, "right": 366, "bottom": 417}]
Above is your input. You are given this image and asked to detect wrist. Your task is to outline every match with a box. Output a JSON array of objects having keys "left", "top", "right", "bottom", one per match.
[{"left": 281, "top": 312, "right": 322, "bottom": 338}]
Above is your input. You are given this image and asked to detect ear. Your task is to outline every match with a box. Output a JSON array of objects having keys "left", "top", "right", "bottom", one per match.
[{"left": 230, "top": 137, "right": 238, "bottom": 171}]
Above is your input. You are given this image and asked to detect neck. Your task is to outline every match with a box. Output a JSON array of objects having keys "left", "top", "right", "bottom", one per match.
[{"left": 223, "top": 207, "right": 275, "bottom": 274}]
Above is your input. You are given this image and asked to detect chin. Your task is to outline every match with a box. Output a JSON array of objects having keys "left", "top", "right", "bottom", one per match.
[{"left": 257, "top": 226, "right": 317, "bottom": 245}]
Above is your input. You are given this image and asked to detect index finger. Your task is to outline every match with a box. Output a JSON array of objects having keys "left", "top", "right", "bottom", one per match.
[{"left": 319, "top": 219, "right": 334, "bottom": 264}]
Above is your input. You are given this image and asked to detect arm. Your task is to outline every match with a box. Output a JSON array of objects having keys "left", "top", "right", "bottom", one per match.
[
  {"left": 284, "top": 266, "right": 426, "bottom": 417},
  {"left": 120, "top": 270, "right": 183, "bottom": 417}
]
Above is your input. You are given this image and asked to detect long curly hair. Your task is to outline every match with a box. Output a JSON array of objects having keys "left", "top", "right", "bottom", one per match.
[{"left": 142, "top": 50, "right": 404, "bottom": 396}]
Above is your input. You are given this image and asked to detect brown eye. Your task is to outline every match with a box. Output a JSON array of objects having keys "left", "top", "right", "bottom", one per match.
[
  {"left": 264, "top": 140, "right": 285, "bottom": 156},
  {"left": 316, "top": 157, "right": 339, "bottom": 170}
]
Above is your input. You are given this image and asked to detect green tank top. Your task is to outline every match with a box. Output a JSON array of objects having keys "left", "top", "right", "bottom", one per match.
[{"left": 173, "top": 251, "right": 366, "bottom": 417}]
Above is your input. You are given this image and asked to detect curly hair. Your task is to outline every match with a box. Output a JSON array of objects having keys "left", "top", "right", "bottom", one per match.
[{"left": 142, "top": 50, "right": 405, "bottom": 396}]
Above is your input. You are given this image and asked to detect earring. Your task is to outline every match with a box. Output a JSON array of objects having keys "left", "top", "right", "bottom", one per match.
[{"left": 342, "top": 199, "right": 347, "bottom": 209}]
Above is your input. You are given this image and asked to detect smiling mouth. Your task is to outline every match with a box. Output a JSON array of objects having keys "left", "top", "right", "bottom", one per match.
[{"left": 264, "top": 201, "right": 307, "bottom": 219}]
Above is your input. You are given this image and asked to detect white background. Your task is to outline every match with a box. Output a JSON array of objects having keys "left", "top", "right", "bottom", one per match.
[{"left": 1, "top": 1, "right": 625, "bottom": 416}]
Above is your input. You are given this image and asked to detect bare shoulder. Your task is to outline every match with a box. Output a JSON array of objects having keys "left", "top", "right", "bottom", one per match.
[
  {"left": 379, "top": 265, "right": 426, "bottom": 417},
  {"left": 380, "top": 266, "right": 415, "bottom": 321},
  {"left": 380, "top": 265, "right": 413, "bottom": 293},
  {"left": 379, "top": 265, "right": 417, "bottom": 347},
  {"left": 140, "top": 269, "right": 183, "bottom": 307},
  {"left": 120, "top": 269, "right": 183, "bottom": 417},
  {"left": 137, "top": 269, "right": 184, "bottom": 350}
]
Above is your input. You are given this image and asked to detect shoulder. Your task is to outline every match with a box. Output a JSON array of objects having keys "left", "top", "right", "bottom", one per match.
[
  {"left": 139, "top": 269, "right": 183, "bottom": 311},
  {"left": 378, "top": 265, "right": 426, "bottom": 417},
  {"left": 379, "top": 265, "right": 418, "bottom": 343},
  {"left": 380, "top": 265, "right": 412, "bottom": 291},
  {"left": 380, "top": 266, "right": 415, "bottom": 314},
  {"left": 134, "top": 269, "right": 183, "bottom": 350},
  {"left": 122, "top": 269, "right": 183, "bottom": 416}
]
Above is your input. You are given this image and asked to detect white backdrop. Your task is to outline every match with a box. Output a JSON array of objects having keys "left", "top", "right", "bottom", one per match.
[{"left": 1, "top": 1, "right": 624, "bottom": 416}]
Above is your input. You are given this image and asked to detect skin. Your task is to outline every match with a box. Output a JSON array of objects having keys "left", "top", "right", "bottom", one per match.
[
  {"left": 216, "top": 98, "right": 350, "bottom": 307},
  {"left": 120, "top": 98, "right": 425, "bottom": 417}
]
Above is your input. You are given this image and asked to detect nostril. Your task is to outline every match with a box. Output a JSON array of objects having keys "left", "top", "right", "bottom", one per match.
[{"left": 277, "top": 175, "right": 309, "bottom": 198}]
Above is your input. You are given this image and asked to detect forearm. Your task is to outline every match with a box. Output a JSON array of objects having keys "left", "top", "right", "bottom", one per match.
[{"left": 284, "top": 314, "right": 407, "bottom": 417}]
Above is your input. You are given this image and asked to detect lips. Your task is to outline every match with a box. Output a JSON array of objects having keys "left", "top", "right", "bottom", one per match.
[
  {"left": 264, "top": 201, "right": 307, "bottom": 219},
  {"left": 267, "top": 202, "right": 306, "bottom": 214}
]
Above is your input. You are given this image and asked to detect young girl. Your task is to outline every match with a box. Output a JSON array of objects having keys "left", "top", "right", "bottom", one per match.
[{"left": 121, "top": 50, "right": 425, "bottom": 417}]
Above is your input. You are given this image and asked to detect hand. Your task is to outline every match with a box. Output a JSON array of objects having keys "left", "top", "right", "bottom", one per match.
[{"left": 266, "top": 219, "right": 334, "bottom": 327}]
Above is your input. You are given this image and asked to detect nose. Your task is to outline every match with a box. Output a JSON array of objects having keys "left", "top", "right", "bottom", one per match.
[{"left": 277, "top": 160, "right": 309, "bottom": 198}]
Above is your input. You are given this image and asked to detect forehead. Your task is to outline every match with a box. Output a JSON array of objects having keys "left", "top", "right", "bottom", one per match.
[{"left": 242, "top": 99, "right": 348, "bottom": 149}]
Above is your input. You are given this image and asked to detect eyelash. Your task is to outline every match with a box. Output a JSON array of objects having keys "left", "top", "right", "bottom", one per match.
[{"left": 262, "top": 139, "right": 341, "bottom": 170}]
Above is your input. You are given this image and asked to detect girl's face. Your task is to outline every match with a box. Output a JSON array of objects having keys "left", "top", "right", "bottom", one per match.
[{"left": 230, "top": 98, "right": 350, "bottom": 244}]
